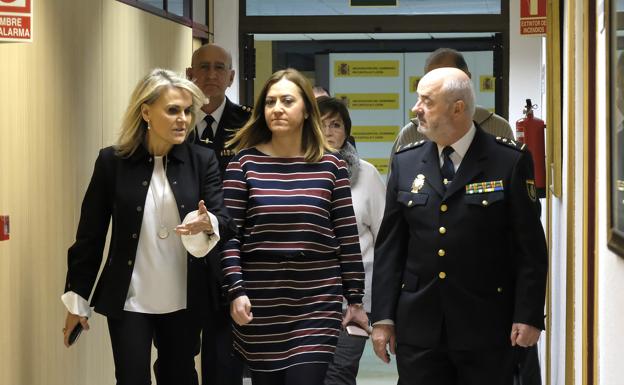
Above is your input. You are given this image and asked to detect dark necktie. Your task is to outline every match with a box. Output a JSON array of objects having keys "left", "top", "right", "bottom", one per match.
[
  {"left": 440, "top": 146, "right": 455, "bottom": 185},
  {"left": 199, "top": 115, "right": 215, "bottom": 143}
]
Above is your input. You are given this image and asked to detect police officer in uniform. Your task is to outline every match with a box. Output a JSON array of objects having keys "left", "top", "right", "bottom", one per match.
[
  {"left": 389, "top": 48, "right": 515, "bottom": 166},
  {"left": 186, "top": 43, "right": 251, "bottom": 385},
  {"left": 371, "top": 68, "right": 548, "bottom": 385},
  {"left": 187, "top": 44, "right": 252, "bottom": 177}
]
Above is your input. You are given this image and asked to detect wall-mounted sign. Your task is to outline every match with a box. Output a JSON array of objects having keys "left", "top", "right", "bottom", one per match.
[
  {"left": 480, "top": 76, "right": 496, "bottom": 92},
  {"left": 350, "top": 0, "right": 397, "bottom": 6},
  {"left": 330, "top": 52, "right": 404, "bottom": 177},
  {"left": 409, "top": 76, "right": 421, "bottom": 93},
  {"left": 364, "top": 158, "right": 390, "bottom": 175},
  {"left": 0, "top": 0, "right": 32, "bottom": 43},
  {"left": 352, "top": 126, "right": 400, "bottom": 142},
  {"left": 334, "top": 93, "right": 400, "bottom": 110},
  {"left": 520, "top": 0, "right": 546, "bottom": 35},
  {"left": 334, "top": 60, "right": 400, "bottom": 77}
]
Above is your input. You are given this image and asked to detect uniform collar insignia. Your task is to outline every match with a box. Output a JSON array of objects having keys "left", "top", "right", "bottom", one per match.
[{"left": 396, "top": 140, "right": 427, "bottom": 154}]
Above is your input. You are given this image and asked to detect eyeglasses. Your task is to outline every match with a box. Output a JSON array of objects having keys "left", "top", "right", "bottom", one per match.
[{"left": 322, "top": 121, "right": 344, "bottom": 131}]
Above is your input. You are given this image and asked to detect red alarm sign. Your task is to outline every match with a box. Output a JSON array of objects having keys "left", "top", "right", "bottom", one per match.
[
  {"left": 0, "top": 0, "right": 32, "bottom": 42},
  {"left": 0, "top": 0, "right": 30, "bottom": 13}
]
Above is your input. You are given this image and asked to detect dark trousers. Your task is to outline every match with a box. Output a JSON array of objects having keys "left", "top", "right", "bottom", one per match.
[
  {"left": 107, "top": 309, "right": 201, "bottom": 385},
  {"left": 323, "top": 329, "right": 367, "bottom": 385},
  {"left": 251, "top": 363, "right": 330, "bottom": 385},
  {"left": 396, "top": 337, "right": 515, "bottom": 385},
  {"left": 201, "top": 305, "right": 244, "bottom": 385},
  {"left": 514, "top": 345, "right": 542, "bottom": 385}
]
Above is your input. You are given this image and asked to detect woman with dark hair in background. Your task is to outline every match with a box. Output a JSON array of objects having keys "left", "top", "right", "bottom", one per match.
[
  {"left": 317, "top": 96, "right": 386, "bottom": 385},
  {"left": 221, "top": 68, "right": 369, "bottom": 385},
  {"left": 61, "top": 69, "right": 234, "bottom": 385}
]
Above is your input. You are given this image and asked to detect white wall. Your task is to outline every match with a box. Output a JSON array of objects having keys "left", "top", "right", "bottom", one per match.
[
  {"left": 544, "top": 3, "right": 576, "bottom": 383},
  {"left": 546, "top": 2, "right": 589, "bottom": 384},
  {"left": 214, "top": 0, "right": 240, "bottom": 101},
  {"left": 508, "top": 1, "right": 551, "bottom": 382},
  {"left": 572, "top": 3, "right": 586, "bottom": 379},
  {"left": 596, "top": 3, "right": 624, "bottom": 384},
  {"left": 508, "top": 0, "right": 545, "bottom": 125}
]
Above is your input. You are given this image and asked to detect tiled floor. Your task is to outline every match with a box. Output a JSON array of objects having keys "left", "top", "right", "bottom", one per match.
[
  {"left": 356, "top": 340, "right": 399, "bottom": 385},
  {"left": 241, "top": 340, "right": 399, "bottom": 385}
]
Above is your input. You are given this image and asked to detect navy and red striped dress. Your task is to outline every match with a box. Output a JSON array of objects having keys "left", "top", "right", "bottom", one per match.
[{"left": 221, "top": 147, "right": 365, "bottom": 372}]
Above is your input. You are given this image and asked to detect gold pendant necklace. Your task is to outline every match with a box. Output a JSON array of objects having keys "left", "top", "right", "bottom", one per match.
[
  {"left": 151, "top": 156, "right": 169, "bottom": 239},
  {"left": 158, "top": 226, "right": 169, "bottom": 240}
]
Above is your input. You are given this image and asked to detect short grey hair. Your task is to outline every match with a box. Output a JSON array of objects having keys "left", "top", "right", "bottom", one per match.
[{"left": 441, "top": 76, "right": 475, "bottom": 118}]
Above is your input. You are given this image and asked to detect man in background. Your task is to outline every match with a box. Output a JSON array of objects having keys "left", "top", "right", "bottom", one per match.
[
  {"left": 389, "top": 48, "right": 514, "bottom": 165},
  {"left": 187, "top": 43, "right": 251, "bottom": 385},
  {"left": 187, "top": 43, "right": 252, "bottom": 177}
]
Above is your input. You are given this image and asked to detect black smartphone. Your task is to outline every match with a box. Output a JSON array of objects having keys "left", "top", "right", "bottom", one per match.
[
  {"left": 68, "top": 322, "right": 84, "bottom": 346},
  {"left": 345, "top": 324, "right": 369, "bottom": 339}
]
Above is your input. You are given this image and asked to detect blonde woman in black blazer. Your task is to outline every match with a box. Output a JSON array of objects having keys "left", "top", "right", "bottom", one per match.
[{"left": 61, "top": 69, "right": 235, "bottom": 385}]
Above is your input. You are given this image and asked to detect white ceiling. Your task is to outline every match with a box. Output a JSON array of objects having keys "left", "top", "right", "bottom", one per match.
[
  {"left": 246, "top": 0, "right": 501, "bottom": 16},
  {"left": 254, "top": 32, "right": 497, "bottom": 41}
]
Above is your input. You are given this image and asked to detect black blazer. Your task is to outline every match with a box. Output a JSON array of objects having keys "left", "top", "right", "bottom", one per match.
[
  {"left": 188, "top": 97, "right": 252, "bottom": 177},
  {"left": 372, "top": 126, "right": 548, "bottom": 350},
  {"left": 64, "top": 142, "right": 235, "bottom": 319}
]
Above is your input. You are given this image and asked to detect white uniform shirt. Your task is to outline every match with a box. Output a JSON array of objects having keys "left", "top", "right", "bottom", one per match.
[{"left": 196, "top": 98, "right": 227, "bottom": 139}]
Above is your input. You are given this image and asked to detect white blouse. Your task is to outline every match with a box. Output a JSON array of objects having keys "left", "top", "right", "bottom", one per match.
[
  {"left": 350, "top": 159, "right": 386, "bottom": 313},
  {"left": 124, "top": 156, "right": 186, "bottom": 313}
]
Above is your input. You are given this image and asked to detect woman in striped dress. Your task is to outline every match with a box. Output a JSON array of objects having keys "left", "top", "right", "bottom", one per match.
[{"left": 221, "top": 68, "right": 369, "bottom": 385}]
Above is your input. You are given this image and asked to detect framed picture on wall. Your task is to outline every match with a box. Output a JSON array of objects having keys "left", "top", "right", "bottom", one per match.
[{"left": 608, "top": 0, "right": 624, "bottom": 257}]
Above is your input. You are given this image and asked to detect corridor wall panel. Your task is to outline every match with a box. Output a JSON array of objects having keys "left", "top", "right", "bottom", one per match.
[{"left": 0, "top": 1, "right": 193, "bottom": 384}]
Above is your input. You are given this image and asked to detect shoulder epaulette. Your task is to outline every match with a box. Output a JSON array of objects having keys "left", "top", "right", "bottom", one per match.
[
  {"left": 495, "top": 136, "right": 526, "bottom": 151},
  {"left": 396, "top": 140, "right": 426, "bottom": 154}
]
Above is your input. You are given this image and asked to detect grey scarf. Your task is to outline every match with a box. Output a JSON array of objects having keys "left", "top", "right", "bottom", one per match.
[{"left": 338, "top": 142, "right": 361, "bottom": 186}]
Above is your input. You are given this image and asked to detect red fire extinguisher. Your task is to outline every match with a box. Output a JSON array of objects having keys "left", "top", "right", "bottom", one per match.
[{"left": 516, "top": 99, "right": 546, "bottom": 198}]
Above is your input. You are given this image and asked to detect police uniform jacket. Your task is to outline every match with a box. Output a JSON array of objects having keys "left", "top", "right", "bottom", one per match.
[
  {"left": 188, "top": 97, "right": 252, "bottom": 177},
  {"left": 372, "top": 125, "right": 548, "bottom": 350},
  {"left": 187, "top": 97, "right": 251, "bottom": 310},
  {"left": 64, "top": 141, "right": 236, "bottom": 319}
]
